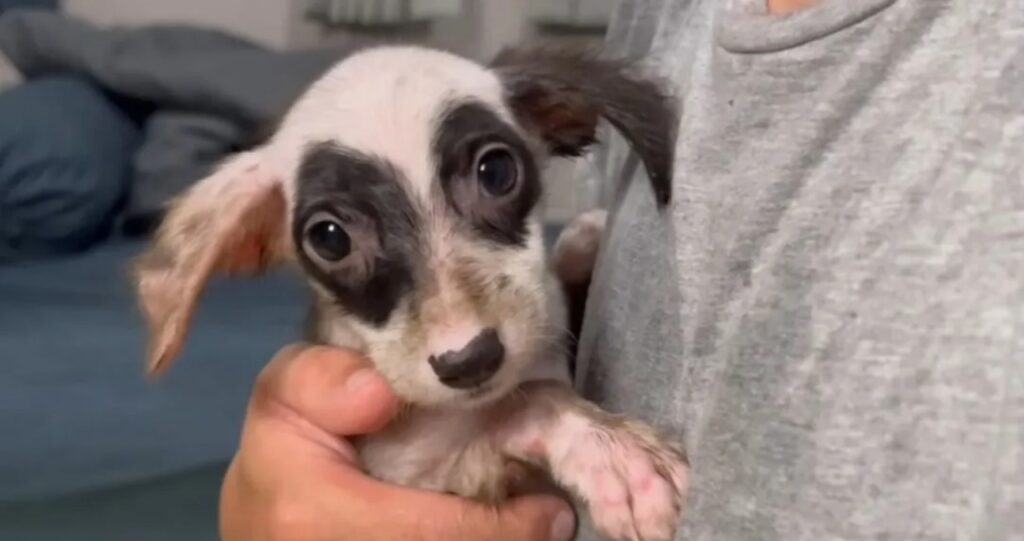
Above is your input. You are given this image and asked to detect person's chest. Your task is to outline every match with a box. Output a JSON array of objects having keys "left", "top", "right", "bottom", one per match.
[{"left": 576, "top": 0, "right": 1024, "bottom": 537}]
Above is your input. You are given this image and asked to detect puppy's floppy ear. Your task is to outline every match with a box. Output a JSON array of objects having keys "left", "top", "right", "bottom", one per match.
[
  {"left": 133, "top": 152, "right": 288, "bottom": 376},
  {"left": 491, "top": 47, "right": 678, "bottom": 206}
]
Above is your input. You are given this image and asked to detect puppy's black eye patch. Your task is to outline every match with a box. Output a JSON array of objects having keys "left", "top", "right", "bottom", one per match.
[
  {"left": 433, "top": 101, "right": 541, "bottom": 246},
  {"left": 293, "top": 143, "right": 421, "bottom": 326}
]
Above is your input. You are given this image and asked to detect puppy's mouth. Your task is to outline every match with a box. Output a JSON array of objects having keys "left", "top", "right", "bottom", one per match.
[
  {"left": 438, "top": 380, "right": 506, "bottom": 410},
  {"left": 467, "top": 384, "right": 493, "bottom": 397},
  {"left": 375, "top": 323, "right": 545, "bottom": 409},
  {"left": 434, "top": 365, "right": 519, "bottom": 410},
  {"left": 388, "top": 346, "right": 525, "bottom": 410}
]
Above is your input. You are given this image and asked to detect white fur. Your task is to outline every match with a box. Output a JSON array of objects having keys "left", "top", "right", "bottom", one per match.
[
  {"left": 267, "top": 47, "right": 513, "bottom": 205},
  {"left": 263, "top": 47, "right": 559, "bottom": 409},
  {"left": 148, "top": 45, "right": 687, "bottom": 540}
]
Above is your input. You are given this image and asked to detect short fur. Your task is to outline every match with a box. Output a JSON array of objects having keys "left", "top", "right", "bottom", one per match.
[{"left": 134, "top": 46, "right": 687, "bottom": 540}]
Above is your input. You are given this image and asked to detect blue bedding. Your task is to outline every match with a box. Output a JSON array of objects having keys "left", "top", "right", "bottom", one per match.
[
  {"left": 0, "top": 10, "right": 362, "bottom": 232},
  {"left": 0, "top": 75, "right": 142, "bottom": 260},
  {"left": 0, "top": 239, "right": 307, "bottom": 539},
  {"left": 0, "top": 228, "right": 563, "bottom": 540}
]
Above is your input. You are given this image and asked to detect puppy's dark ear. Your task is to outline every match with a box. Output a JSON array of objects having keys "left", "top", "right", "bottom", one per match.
[{"left": 491, "top": 47, "right": 677, "bottom": 206}]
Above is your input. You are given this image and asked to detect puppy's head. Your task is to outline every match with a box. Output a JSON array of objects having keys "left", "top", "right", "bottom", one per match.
[{"left": 134, "top": 46, "right": 675, "bottom": 408}]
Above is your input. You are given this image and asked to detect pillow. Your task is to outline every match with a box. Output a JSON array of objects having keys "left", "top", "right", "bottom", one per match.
[
  {"left": 0, "top": 49, "right": 21, "bottom": 92},
  {"left": 0, "top": 0, "right": 58, "bottom": 13},
  {"left": 0, "top": 76, "right": 141, "bottom": 261},
  {"left": 0, "top": 1, "right": 59, "bottom": 92}
]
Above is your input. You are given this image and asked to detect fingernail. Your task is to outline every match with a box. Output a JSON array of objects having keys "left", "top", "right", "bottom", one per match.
[
  {"left": 344, "top": 368, "right": 378, "bottom": 394},
  {"left": 550, "top": 508, "right": 576, "bottom": 541}
]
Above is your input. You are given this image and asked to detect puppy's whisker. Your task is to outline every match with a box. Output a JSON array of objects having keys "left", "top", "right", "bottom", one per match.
[{"left": 395, "top": 401, "right": 415, "bottom": 423}]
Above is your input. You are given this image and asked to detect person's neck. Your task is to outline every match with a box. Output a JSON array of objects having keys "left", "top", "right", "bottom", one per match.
[{"left": 767, "top": 0, "right": 817, "bottom": 15}]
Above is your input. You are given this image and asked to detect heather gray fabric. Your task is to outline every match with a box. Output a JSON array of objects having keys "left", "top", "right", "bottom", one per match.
[{"left": 576, "top": 1, "right": 1024, "bottom": 540}]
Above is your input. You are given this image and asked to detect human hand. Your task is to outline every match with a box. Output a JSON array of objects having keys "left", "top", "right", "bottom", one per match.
[{"left": 219, "top": 343, "right": 576, "bottom": 541}]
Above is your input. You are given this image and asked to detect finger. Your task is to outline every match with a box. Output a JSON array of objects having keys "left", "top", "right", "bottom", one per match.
[
  {"left": 219, "top": 458, "right": 256, "bottom": 541},
  {"left": 251, "top": 343, "right": 399, "bottom": 436},
  {"left": 324, "top": 467, "right": 576, "bottom": 541},
  {"left": 441, "top": 495, "right": 577, "bottom": 541}
]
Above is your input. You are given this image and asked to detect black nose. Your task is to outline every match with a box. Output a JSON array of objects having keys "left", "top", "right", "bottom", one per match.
[{"left": 428, "top": 328, "right": 505, "bottom": 389}]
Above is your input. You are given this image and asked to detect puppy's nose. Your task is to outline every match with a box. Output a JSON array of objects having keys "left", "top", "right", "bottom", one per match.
[{"left": 428, "top": 328, "right": 504, "bottom": 389}]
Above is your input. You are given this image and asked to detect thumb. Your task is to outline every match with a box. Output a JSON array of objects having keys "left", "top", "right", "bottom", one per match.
[
  {"left": 437, "top": 495, "right": 576, "bottom": 541},
  {"left": 251, "top": 343, "right": 398, "bottom": 436}
]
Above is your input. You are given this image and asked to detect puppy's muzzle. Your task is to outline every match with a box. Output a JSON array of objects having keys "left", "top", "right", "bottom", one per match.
[{"left": 428, "top": 328, "right": 504, "bottom": 389}]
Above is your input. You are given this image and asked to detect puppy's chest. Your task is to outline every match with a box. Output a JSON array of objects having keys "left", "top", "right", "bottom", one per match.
[{"left": 354, "top": 408, "right": 510, "bottom": 501}]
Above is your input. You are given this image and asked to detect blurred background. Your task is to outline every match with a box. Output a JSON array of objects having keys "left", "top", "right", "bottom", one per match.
[{"left": 0, "top": 1, "right": 614, "bottom": 539}]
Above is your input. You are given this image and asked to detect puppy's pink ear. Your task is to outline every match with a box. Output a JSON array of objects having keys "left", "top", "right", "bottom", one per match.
[{"left": 133, "top": 153, "right": 288, "bottom": 376}]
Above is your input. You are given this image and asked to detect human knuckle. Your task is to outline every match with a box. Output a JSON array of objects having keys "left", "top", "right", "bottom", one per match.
[
  {"left": 252, "top": 358, "right": 286, "bottom": 402},
  {"left": 409, "top": 506, "right": 479, "bottom": 541},
  {"left": 266, "top": 497, "right": 321, "bottom": 541}
]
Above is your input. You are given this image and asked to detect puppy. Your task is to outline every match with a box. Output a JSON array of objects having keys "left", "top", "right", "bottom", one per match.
[{"left": 134, "top": 46, "right": 686, "bottom": 540}]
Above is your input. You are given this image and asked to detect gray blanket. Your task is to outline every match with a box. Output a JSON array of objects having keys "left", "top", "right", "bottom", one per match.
[{"left": 0, "top": 10, "right": 369, "bottom": 230}]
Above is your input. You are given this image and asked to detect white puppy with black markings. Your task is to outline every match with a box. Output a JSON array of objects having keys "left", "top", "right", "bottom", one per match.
[{"left": 134, "top": 46, "right": 686, "bottom": 541}]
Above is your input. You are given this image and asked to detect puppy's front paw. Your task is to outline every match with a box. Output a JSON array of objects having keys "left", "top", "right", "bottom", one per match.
[
  {"left": 554, "top": 415, "right": 687, "bottom": 541},
  {"left": 495, "top": 384, "right": 687, "bottom": 540}
]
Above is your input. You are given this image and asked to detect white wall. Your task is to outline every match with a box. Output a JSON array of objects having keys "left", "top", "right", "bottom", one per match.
[
  {"left": 64, "top": 0, "right": 293, "bottom": 48},
  {"left": 64, "top": 0, "right": 609, "bottom": 55}
]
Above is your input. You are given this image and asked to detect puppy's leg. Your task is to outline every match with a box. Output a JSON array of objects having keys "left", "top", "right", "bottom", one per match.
[
  {"left": 494, "top": 381, "right": 687, "bottom": 541},
  {"left": 551, "top": 209, "right": 608, "bottom": 366},
  {"left": 551, "top": 209, "right": 608, "bottom": 287}
]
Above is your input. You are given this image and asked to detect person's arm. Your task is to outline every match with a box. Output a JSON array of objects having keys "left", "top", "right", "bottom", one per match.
[{"left": 219, "top": 344, "right": 576, "bottom": 541}]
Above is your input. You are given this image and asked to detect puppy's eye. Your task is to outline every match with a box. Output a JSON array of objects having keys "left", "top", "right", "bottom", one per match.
[
  {"left": 304, "top": 214, "right": 351, "bottom": 262},
  {"left": 474, "top": 144, "right": 518, "bottom": 197}
]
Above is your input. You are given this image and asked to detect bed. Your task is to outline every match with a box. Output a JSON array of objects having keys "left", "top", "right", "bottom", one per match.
[
  {"left": 0, "top": 15, "right": 332, "bottom": 534},
  {"left": 0, "top": 239, "right": 308, "bottom": 540}
]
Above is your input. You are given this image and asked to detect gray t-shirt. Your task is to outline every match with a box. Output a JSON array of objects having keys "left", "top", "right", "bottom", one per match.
[{"left": 577, "top": 1, "right": 1024, "bottom": 539}]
